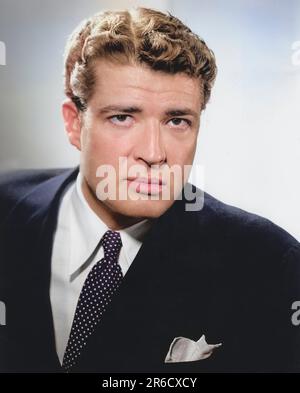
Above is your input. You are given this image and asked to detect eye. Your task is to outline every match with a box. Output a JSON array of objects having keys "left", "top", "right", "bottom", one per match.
[
  {"left": 168, "top": 118, "right": 192, "bottom": 128},
  {"left": 109, "top": 114, "right": 134, "bottom": 126}
]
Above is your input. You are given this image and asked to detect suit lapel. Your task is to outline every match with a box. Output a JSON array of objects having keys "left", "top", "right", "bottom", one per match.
[{"left": 2, "top": 167, "right": 79, "bottom": 371}]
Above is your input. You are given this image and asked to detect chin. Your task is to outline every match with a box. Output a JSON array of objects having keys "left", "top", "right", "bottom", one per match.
[{"left": 109, "top": 199, "right": 175, "bottom": 219}]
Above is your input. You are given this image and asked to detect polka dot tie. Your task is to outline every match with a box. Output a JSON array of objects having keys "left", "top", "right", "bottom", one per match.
[{"left": 62, "top": 230, "right": 123, "bottom": 372}]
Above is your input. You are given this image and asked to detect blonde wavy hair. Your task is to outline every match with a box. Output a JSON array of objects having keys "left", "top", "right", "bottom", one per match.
[{"left": 64, "top": 7, "right": 217, "bottom": 111}]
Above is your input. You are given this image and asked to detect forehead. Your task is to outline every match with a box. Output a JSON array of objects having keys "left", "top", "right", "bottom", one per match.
[{"left": 90, "top": 59, "right": 203, "bottom": 110}]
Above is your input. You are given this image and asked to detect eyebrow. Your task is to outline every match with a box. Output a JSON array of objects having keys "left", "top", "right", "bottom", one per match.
[{"left": 98, "top": 105, "right": 199, "bottom": 119}]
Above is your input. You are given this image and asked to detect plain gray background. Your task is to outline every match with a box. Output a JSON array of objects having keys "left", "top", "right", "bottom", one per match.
[{"left": 0, "top": 0, "right": 299, "bottom": 241}]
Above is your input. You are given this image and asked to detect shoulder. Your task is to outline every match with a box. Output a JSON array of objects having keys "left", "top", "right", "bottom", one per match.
[
  {"left": 206, "top": 190, "right": 297, "bottom": 244},
  {"left": 183, "top": 185, "right": 300, "bottom": 265},
  {"left": 0, "top": 168, "right": 72, "bottom": 222},
  {"left": 206, "top": 190, "right": 298, "bottom": 252}
]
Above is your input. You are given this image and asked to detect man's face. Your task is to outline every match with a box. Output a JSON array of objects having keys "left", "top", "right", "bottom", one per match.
[{"left": 65, "top": 59, "right": 203, "bottom": 227}]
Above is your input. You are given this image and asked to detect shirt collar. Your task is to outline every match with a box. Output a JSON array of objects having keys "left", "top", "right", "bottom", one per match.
[
  {"left": 69, "top": 170, "right": 153, "bottom": 276},
  {"left": 119, "top": 218, "right": 154, "bottom": 267},
  {"left": 69, "top": 171, "right": 107, "bottom": 276}
]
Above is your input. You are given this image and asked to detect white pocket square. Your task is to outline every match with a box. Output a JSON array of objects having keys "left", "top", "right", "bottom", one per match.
[{"left": 164, "top": 335, "right": 222, "bottom": 363}]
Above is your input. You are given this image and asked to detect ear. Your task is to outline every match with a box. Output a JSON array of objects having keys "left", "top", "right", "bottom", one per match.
[{"left": 62, "top": 99, "right": 82, "bottom": 151}]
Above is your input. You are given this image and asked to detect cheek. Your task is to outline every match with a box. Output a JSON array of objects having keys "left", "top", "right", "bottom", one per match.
[
  {"left": 164, "top": 137, "right": 197, "bottom": 192},
  {"left": 82, "top": 128, "right": 134, "bottom": 178},
  {"left": 166, "top": 137, "right": 197, "bottom": 167}
]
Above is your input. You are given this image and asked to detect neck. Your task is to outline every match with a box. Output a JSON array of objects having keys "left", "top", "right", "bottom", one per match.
[{"left": 81, "top": 177, "right": 144, "bottom": 230}]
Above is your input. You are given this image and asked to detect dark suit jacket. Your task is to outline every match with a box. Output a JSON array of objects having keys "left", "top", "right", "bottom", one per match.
[{"left": 0, "top": 166, "right": 299, "bottom": 373}]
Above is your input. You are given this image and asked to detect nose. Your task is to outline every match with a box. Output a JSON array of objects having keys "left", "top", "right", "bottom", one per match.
[{"left": 133, "top": 120, "right": 166, "bottom": 167}]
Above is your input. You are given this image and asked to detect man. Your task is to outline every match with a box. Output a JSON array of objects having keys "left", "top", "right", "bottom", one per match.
[{"left": 0, "top": 7, "right": 299, "bottom": 373}]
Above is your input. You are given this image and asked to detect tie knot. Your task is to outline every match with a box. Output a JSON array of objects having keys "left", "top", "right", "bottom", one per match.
[{"left": 100, "top": 230, "right": 122, "bottom": 259}]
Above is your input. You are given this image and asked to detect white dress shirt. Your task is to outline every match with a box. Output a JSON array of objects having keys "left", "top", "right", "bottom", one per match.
[{"left": 50, "top": 171, "right": 153, "bottom": 364}]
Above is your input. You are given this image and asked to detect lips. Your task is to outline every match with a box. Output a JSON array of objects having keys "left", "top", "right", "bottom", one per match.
[
  {"left": 126, "top": 176, "right": 166, "bottom": 195},
  {"left": 126, "top": 177, "right": 166, "bottom": 185}
]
